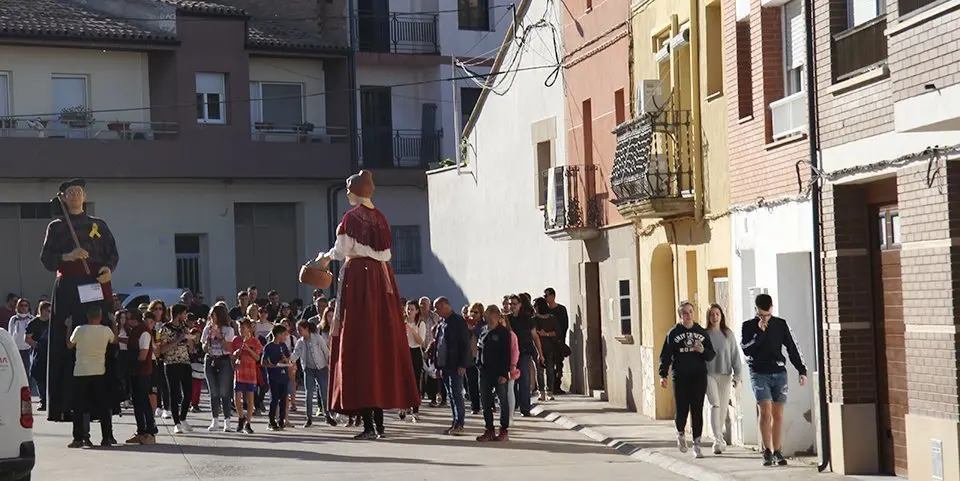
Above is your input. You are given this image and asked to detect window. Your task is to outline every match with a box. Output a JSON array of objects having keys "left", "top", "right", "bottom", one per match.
[
  {"left": 458, "top": 0, "right": 490, "bottom": 30},
  {"left": 705, "top": 2, "right": 723, "bottom": 96},
  {"left": 391, "top": 225, "right": 422, "bottom": 275},
  {"left": 586, "top": 0, "right": 593, "bottom": 9},
  {"left": 899, "top": 0, "right": 938, "bottom": 17},
  {"left": 782, "top": 0, "right": 804, "bottom": 96},
  {"left": 196, "top": 72, "right": 226, "bottom": 124},
  {"left": 877, "top": 207, "right": 900, "bottom": 249},
  {"left": 614, "top": 88, "right": 625, "bottom": 125},
  {"left": 618, "top": 280, "right": 632, "bottom": 335},
  {"left": 250, "top": 82, "right": 304, "bottom": 129},
  {"left": 0, "top": 73, "right": 9, "bottom": 117},
  {"left": 52, "top": 76, "right": 88, "bottom": 113},
  {"left": 175, "top": 234, "right": 202, "bottom": 294},
  {"left": 536, "top": 141, "right": 552, "bottom": 207},
  {"left": 735, "top": 20, "right": 753, "bottom": 118},
  {"left": 847, "top": 0, "right": 884, "bottom": 27},
  {"left": 582, "top": 99, "right": 593, "bottom": 165},
  {"left": 460, "top": 87, "right": 482, "bottom": 128}
]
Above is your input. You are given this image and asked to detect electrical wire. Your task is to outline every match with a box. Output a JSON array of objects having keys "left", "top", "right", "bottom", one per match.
[
  {"left": 458, "top": 5, "right": 517, "bottom": 61},
  {"left": 4, "top": 64, "right": 557, "bottom": 119}
]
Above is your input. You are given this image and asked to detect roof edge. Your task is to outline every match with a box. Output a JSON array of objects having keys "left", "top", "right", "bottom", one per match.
[{"left": 460, "top": 0, "right": 534, "bottom": 140}]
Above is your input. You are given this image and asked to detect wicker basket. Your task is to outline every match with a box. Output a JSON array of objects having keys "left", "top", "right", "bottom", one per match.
[{"left": 299, "top": 263, "right": 333, "bottom": 289}]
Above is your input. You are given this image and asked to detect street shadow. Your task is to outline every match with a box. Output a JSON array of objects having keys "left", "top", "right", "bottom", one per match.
[{"left": 377, "top": 433, "right": 612, "bottom": 456}]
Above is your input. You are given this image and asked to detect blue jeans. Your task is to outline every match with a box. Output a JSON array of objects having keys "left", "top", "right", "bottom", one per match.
[
  {"left": 204, "top": 356, "right": 234, "bottom": 419},
  {"left": 514, "top": 354, "right": 534, "bottom": 414},
  {"left": 442, "top": 369, "right": 465, "bottom": 427},
  {"left": 20, "top": 350, "right": 37, "bottom": 396},
  {"left": 750, "top": 371, "right": 789, "bottom": 404},
  {"left": 304, "top": 367, "right": 332, "bottom": 422},
  {"left": 480, "top": 372, "right": 510, "bottom": 430}
]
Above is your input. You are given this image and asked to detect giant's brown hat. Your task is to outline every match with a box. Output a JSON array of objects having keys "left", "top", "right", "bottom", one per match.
[{"left": 347, "top": 170, "right": 375, "bottom": 198}]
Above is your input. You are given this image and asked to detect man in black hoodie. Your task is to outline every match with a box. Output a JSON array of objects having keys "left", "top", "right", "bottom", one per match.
[
  {"left": 433, "top": 297, "right": 471, "bottom": 436},
  {"left": 658, "top": 301, "right": 716, "bottom": 458},
  {"left": 741, "top": 293, "right": 807, "bottom": 467}
]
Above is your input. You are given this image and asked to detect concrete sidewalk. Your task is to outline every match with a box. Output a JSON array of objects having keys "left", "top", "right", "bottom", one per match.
[{"left": 530, "top": 396, "right": 861, "bottom": 481}]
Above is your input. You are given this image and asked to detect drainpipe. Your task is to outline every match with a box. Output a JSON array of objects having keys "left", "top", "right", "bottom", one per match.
[
  {"left": 347, "top": 0, "right": 360, "bottom": 172},
  {"left": 326, "top": 182, "right": 345, "bottom": 293},
  {"left": 688, "top": 0, "right": 703, "bottom": 222},
  {"left": 803, "top": 0, "right": 830, "bottom": 472}
]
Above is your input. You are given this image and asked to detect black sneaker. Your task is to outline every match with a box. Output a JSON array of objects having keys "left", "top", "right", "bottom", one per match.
[
  {"left": 100, "top": 437, "right": 118, "bottom": 447},
  {"left": 326, "top": 416, "right": 338, "bottom": 427},
  {"left": 762, "top": 449, "right": 774, "bottom": 467},
  {"left": 354, "top": 430, "right": 378, "bottom": 440},
  {"left": 67, "top": 440, "right": 84, "bottom": 449},
  {"left": 236, "top": 420, "right": 245, "bottom": 433},
  {"left": 81, "top": 439, "right": 94, "bottom": 448},
  {"left": 303, "top": 419, "right": 313, "bottom": 428},
  {"left": 268, "top": 423, "right": 280, "bottom": 431},
  {"left": 243, "top": 424, "right": 254, "bottom": 434},
  {"left": 773, "top": 450, "right": 788, "bottom": 466}
]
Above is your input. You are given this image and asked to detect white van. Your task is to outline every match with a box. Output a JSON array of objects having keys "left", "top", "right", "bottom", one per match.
[
  {"left": 115, "top": 286, "right": 186, "bottom": 311},
  {"left": 0, "top": 328, "right": 35, "bottom": 481}
]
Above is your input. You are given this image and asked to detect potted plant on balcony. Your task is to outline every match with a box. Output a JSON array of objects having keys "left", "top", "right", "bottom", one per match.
[
  {"left": 254, "top": 121, "right": 275, "bottom": 131},
  {"left": 59, "top": 106, "right": 94, "bottom": 128},
  {"left": 295, "top": 122, "right": 315, "bottom": 143},
  {"left": 107, "top": 120, "right": 130, "bottom": 132}
]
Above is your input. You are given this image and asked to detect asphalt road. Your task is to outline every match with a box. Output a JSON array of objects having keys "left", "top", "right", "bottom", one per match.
[{"left": 29, "top": 395, "right": 690, "bottom": 481}]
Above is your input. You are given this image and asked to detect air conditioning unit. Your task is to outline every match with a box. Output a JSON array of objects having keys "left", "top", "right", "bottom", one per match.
[{"left": 636, "top": 79, "right": 667, "bottom": 116}]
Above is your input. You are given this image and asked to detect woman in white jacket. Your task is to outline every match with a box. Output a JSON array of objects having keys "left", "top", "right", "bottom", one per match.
[
  {"left": 704, "top": 304, "right": 742, "bottom": 455},
  {"left": 8, "top": 298, "right": 35, "bottom": 390}
]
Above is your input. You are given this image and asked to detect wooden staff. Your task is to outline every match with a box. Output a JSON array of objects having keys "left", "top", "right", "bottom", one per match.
[{"left": 56, "top": 193, "right": 91, "bottom": 275}]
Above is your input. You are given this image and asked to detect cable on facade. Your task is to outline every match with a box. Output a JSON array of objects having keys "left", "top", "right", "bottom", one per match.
[{"left": 5, "top": 63, "right": 557, "bottom": 119}]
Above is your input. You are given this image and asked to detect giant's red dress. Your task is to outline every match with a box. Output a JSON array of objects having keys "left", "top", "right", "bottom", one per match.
[{"left": 326, "top": 205, "right": 420, "bottom": 412}]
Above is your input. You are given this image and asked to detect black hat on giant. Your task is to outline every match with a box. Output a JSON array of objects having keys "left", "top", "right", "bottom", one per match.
[{"left": 58, "top": 178, "right": 86, "bottom": 194}]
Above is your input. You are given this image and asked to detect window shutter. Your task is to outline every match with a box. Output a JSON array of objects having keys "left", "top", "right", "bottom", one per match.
[
  {"left": 850, "top": 0, "right": 879, "bottom": 26},
  {"left": 783, "top": 0, "right": 804, "bottom": 69},
  {"left": 249, "top": 82, "right": 261, "bottom": 124}
]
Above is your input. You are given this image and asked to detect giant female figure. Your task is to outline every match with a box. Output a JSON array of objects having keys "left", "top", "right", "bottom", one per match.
[{"left": 314, "top": 170, "right": 419, "bottom": 439}]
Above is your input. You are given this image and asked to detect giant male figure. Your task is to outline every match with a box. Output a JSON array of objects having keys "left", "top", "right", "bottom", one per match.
[{"left": 40, "top": 179, "right": 119, "bottom": 422}]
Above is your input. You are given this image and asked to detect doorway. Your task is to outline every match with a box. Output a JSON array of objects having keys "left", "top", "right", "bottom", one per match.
[
  {"left": 651, "top": 243, "right": 676, "bottom": 420},
  {"left": 357, "top": 0, "right": 390, "bottom": 52},
  {"left": 870, "top": 204, "right": 907, "bottom": 477},
  {"left": 584, "top": 262, "right": 605, "bottom": 391},
  {"left": 359, "top": 86, "right": 394, "bottom": 168}
]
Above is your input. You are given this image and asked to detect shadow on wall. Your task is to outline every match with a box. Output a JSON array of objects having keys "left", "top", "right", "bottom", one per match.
[
  {"left": 625, "top": 367, "right": 636, "bottom": 412},
  {"left": 418, "top": 253, "right": 468, "bottom": 308},
  {"left": 570, "top": 303, "right": 585, "bottom": 394}
]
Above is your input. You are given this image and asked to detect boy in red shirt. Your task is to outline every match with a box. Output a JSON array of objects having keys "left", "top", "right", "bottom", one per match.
[{"left": 232, "top": 319, "right": 262, "bottom": 434}]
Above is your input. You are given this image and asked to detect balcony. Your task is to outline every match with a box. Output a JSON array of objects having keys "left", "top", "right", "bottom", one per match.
[
  {"left": 769, "top": 91, "right": 807, "bottom": 140},
  {"left": 542, "top": 165, "right": 603, "bottom": 241},
  {"left": 357, "top": 13, "right": 439, "bottom": 55},
  {"left": 0, "top": 117, "right": 178, "bottom": 140},
  {"left": 358, "top": 128, "right": 442, "bottom": 169},
  {"left": 832, "top": 15, "right": 887, "bottom": 82},
  {"left": 611, "top": 110, "right": 696, "bottom": 219},
  {"left": 251, "top": 122, "right": 348, "bottom": 143}
]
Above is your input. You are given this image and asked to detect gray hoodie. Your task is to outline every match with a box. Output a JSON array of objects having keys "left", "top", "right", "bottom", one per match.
[{"left": 706, "top": 329, "right": 743, "bottom": 381}]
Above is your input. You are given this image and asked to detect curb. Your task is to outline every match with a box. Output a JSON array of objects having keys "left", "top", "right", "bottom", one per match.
[{"left": 530, "top": 405, "right": 735, "bottom": 481}]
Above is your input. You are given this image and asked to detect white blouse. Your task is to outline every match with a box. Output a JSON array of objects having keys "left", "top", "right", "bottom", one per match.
[{"left": 325, "top": 233, "right": 391, "bottom": 262}]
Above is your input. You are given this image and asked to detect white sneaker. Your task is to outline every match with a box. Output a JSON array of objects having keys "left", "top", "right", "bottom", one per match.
[
  {"left": 173, "top": 424, "right": 184, "bottom": 434},
  {"left": 411, "top": 413, "right": 419, "bottom": 423},
  {"left": 207, "top": 419, "right": 218, "bottom": 432},
  {"left": 677, "top": 433, "right": 688, "bottom": 453},
  {"left": 692, "top": 437, "right": 704, "bottom": 458},
  {"left": 181, "top": 422, "right": 193, "bottom": 433},
  {"left": 155, "top": 407, "right": 163, "bottom": 417},
  {"left": 162, "top": 410, "right": 172, "bottom": 420},
  {"left": 713, "top": 441, "right": 723, "bottom": 455},
  {"left": 222, "top": 418, "right": 232, "bottom": 432}
]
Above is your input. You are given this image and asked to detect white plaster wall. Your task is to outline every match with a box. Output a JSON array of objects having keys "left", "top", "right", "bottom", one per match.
[
  {"left": 0, "top": 45, "right": 149, "bottom": 122},
  {"left": 426, "top": 0, "right": 568, "bottom": 308},
  {"left": 822, "top": 128, "right": 960, "bottom": 177},
  {"left": 730, "top": 200, "right": 817, "bottom": 455},
  {"left": 248, "top": 57, "right": 327, "bottom": 128},
  {"left": 0, "top": 180, "right": 333, "bottom": 303}
]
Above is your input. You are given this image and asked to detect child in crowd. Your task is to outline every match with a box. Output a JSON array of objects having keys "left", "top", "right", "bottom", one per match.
[
  {"left": 262, "top": 324, "right": 292, "bottom": 431},
  {"left": 233, "top": 319, "right": 262, "bottom": 434},
  {"left": 189, "top": 329, "right": 204, "bottom": 413}
]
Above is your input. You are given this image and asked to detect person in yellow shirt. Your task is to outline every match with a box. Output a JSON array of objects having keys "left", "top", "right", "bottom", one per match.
[{"left": 67, "top": 305, "right": 119, "bottom": 448}]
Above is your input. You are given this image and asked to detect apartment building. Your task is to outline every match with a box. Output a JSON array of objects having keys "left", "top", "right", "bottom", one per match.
[
  {"left": 810, "top": 0, "right": 960, "bottom": 478},
  {"left": 609, "top": 0, "right": 733, "bottom": 431},
  {"left": 721, "top": 0, "right": 816, "bottom": 455},
  {"left": 0, "top": 0, "right": 434, "bottom": 303}
]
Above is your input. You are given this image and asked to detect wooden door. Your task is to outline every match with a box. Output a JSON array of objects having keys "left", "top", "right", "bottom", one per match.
[
  {"left": 357, "top": 0, "right": 390, "bottom": 52},
  {"left": 359, "top": 86, "right": 394, "bottom": 168},
  {"left": 234, "top": 203, "right": 299, "bottom": 298},
  {"left": 871, "top": 204, "right": 907, "bottom": 477}
]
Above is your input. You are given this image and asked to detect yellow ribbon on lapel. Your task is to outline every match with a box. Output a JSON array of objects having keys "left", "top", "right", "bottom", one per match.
[{"left": 89, "top": 223, "right": 101, "bottom": 239}]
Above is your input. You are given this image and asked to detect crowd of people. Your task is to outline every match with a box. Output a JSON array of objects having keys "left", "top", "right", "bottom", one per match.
[{"left": 1, "top": 284, "right": 572, "bottom": 447}]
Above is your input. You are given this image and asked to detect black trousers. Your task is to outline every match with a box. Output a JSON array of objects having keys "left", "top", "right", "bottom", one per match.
[
  {"left": 409, "top": 348, "right": 423, "bottom": 414},
  {"left": 155, "top": 361, "right": 170, "bottom": 410},
  {"left": 466, "top": 366, "right": 481, "bottom": 412},
  {"left": 673, "top": 375, "right": 708, "bottom": 439},
  {"left": 131, "top": 374, "right": 157, "bottom": 436},
  {"left": 361, "top": 407, "right": 384, "bottom": 434},
  {"left": 72, "top": 375, "right": 112, "bottom": 441},
  {"left": 165, "top": 363, "right": 193, "bottom": 424}
]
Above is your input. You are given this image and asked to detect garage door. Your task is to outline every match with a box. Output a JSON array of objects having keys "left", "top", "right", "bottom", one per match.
[{"left": 234, "top": 203, "right": 298, "bottom": 300}]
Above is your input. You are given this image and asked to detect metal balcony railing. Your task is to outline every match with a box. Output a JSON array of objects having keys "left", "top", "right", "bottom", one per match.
[
  {"left": 251, "top": 122, "right": 348, "bottom": 143},
  {"left": 833, "top": 15, "right": 887, "bottom": 81},
  {"left": 611, "top": 110, "right": 695, "bottom": 205},
  {"left": 542, "top": 165, "right": 604, "bottom": 232},
  {"left": 769, "top": 91, "right": 807, "bottom": 139},
  {"left": 357, "top": 13, "right": 439, "bottom": 54},
  {"left": 0, "top": 117, "right": 178, "bottom": 140},
  {"left": 358, "top": 128, "right": 443, "bottom": 168}
]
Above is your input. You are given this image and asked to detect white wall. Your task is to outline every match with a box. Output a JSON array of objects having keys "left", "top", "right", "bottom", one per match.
[
  {"left": 0, "top": 180, "right": 333, "bottom": 303},
  {"left": 730, "top": 200, "right": 817, "bottom": 454},
  {"left": 426, "top": 0, "right": 568, "bottom": 308},
  {"left": 438, "top": 0, "right": 515, "bottom": 57},
  {"left": 249, "top": 57, "right": 327, "bottom": 128},
  {"left": 356, "top": 65, "right": 442, "bottom": 132},
  {"left": 0, "top": 45, "right": 149, "bottom": 123}
]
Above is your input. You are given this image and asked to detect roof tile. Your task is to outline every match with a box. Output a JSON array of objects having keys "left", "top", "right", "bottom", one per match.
[
  {"left": 0, "top": 0, "right": 176, "bottom": 43},
  {"left": 154, "top": 0, "right": 247, "bottom": 17}
]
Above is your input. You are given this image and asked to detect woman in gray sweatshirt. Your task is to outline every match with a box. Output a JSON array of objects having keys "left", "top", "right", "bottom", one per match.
[{"left": 705, "top": 304, "right": 743, "bottom": 455}]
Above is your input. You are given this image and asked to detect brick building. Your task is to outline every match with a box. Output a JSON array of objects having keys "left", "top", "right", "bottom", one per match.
[
  {"left": 722, "top": 0, "right": 817, "bottom": 455},
  {"left": 813, "top": 0, "right": 960, "bottom": 479}
]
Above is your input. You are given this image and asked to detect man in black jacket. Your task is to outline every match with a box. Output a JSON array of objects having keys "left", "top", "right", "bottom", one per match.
[
  {"left": 741, "top": 293, "right": 808, "bottom": 467},
  {"left": 433, "top": 297, "right": 471, "bottom": 436}
]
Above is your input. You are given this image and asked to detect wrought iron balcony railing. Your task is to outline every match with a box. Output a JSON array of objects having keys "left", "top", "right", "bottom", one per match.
[
  {"left": 542, "top": 165, "right": 604, "bottom": 235},
  {"left": 358, "top": 128, "right": 443, "bottom": 168},
  {"left": 251, "top": 123, "right": 348, "bottom": 143},
  {"left": 832, "top": 15, "right": 887, "bottom": 81},
  {"left": 357, "top": 13, "right": 440, "bottom": 54},
  {"left": 611, "top": 110, "right": 695, "bottom": 207}
]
